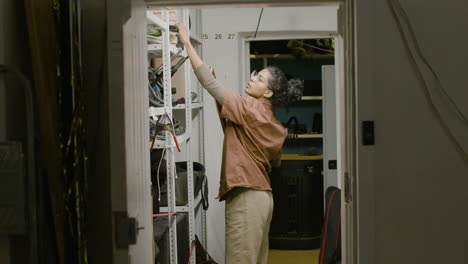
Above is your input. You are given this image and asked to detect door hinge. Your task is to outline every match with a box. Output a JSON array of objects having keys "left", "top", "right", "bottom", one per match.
[{"left": 344, "top": 172, "right": 353, "bottom": 203}]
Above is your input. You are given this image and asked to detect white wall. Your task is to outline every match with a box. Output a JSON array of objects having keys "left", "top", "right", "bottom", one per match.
[
  {"left": 200, "top": 6, "right": 338, "bottom": 262},
  {"left": 356, "top": 0, "right": 468, "bottom": 263},
  {"left": 202, "top": 6, "right": 337, "bottom": 33}
]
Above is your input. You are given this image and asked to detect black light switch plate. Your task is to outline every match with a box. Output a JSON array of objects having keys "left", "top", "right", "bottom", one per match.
[{"left": 362, "top": 121, "right": 375, "bottom": 145}]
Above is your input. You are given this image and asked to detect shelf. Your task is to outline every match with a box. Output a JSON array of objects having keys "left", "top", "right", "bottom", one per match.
[
  {"left": 149, "top": 133, "right": 190, "bottom": 149},
  {"left": 147, "top": 44, "right": 185, "bottom": 58},
  {"left": 149, "top": 106, "right": 166, "bottom": 117},
  {"left": 173, "top": 102, "right": 203, "bottom": 110},
  {"left": 146, "top": 11, "right": 168, "bottom": 30},
  {"left": 149, "top": 103, "right": 202, "bottom": 117},
  {"left": 147, "top": 9, "right": 206, "bottom": 263},
  {"left": 147, "top": 35, "right": 162, "bottom": 45},
  {"left": 302, "top": 96, "right": 323, "bottom": 100},
  {"left": 299, "top": 134, "right": 323, "bottom": 138},
  {"left": 287, "top": 133, "right": 323, "bottom": 139},
  {"left": 281, "top": 154, "right": 323, "bottom": 160},
  {"left": 159, "top": 192, "right": 202, "bottom": 213},
  {"left": 250, "top": 53, "right": 334, "bottom": 60}
]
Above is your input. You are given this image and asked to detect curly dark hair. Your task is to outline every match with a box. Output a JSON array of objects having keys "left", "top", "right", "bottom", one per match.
[{"left": 265, "top": 66, "right": 304, "bottom": 107}]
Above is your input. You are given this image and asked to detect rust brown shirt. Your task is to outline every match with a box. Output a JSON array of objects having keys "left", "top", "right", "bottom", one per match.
[{"left": 194, "top": 64, "right": 287, "bottom": 200}]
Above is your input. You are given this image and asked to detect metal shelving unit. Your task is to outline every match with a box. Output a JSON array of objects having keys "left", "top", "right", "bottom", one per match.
[{"left": 147, "top": 8, "right": 205, "bottom": 264}]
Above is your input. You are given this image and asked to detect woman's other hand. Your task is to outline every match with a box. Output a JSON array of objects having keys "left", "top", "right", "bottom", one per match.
[{"left": 175, "top": 23, "right": 190, "bottom": 46}]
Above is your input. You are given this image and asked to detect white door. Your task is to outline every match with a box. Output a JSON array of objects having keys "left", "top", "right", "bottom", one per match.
[
  {"left": 337, "top": 2, "right": 357, "bottom": 263},
  {"left": 107, "top": 0, "right": 153, "bottom": 263},
  {"left": 323, "top": 65, "right": 339, "bottom": 193}
]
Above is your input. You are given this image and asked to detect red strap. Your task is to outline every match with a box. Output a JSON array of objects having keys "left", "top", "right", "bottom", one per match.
[
  {"left": 320, "top": 190, "right": 338, "bottom": 264},
  {"left": 335, "top": 211, "right": 342, "bottom": 251},
  {"left": 150, "top": 132, "right": 158, "bottom": 152},
  {"left": 152, "top": 213, "right": 176, "bottom": 218},
  {"left": 172, "top": 133, "right": 181, "bottom": 152},
  {"left": 187, "top": 240, "right": 196, "bottom": 264}
]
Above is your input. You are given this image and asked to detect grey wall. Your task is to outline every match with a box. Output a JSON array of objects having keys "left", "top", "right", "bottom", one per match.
[
  {"left": 200, "top": 2, "right": 468, "bottom": 263},
  {"left": 355, "top": 0, "right": 468, "bottom": 263}
]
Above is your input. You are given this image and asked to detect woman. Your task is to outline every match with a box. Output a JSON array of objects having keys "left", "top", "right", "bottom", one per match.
[{"left": 176, "top": 23, "right": 304, "bottom": 264}]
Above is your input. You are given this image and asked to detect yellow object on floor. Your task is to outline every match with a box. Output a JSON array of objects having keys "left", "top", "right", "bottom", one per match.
[{"left": 268, "top": 249, "right": 320, "bottom": 264}]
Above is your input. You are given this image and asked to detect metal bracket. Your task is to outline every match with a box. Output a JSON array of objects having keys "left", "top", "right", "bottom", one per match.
[{"left": 115, "top": 212, "right": 141, "bottom": 248}]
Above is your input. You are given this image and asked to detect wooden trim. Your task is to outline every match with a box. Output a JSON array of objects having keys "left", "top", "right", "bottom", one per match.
[{"left": 23, "top": 0, "right": 65, "bottom": 263}]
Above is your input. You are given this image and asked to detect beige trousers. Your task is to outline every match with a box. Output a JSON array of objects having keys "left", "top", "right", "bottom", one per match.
[{"left": 225, "top": 188, "right": 274, "bottom": 264}]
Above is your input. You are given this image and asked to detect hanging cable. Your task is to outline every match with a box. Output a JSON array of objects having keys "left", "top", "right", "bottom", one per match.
[
  {"left": 164, "top": 111, "right": 181, "bottom": 152},
  {"left": 387, "top": 0, "right": 468, "bottom": 163},
  {"left": 150, "top": 117, "right": 161, "bottom": 152},
  {"left": 157, "top": 148, "right": 166, "bottom": 201},
  {"left": 253, "top": 8, "right": 264, "bottom": 39},
  {"left": 391, "top": 0, "right": 468, "bottom": 125}
]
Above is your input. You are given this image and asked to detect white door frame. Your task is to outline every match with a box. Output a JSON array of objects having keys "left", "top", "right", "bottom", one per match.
[
  {"left": 107, "top": 0, "right": 152, "bottom": 263},
  {"left": 234, "top": 4, "right": 358, "bottom": 260},
  {"left": 322, "top": 65, "right": 339, "bottom": 189},
  {"left": 111, "top": 1, "right": 360, "bottom": 263},
  {"left": 240, "top": 29, "right": 351, "bottom": 263}
]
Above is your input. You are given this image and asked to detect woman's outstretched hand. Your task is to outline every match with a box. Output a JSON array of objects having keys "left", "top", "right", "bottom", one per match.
[{"left": 175, "top": 23, "right": 190, "bottom": 46}]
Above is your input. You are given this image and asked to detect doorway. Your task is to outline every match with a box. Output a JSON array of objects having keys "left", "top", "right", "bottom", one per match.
[
  {"left": 199, "top": 6, "right": 346, "bottom": 262},
  {"left": 246, "top": 36, "right": 338, "bottom": 263},
  {"left": 104, "top": 1, "right": 356, "bottom": 263}
]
